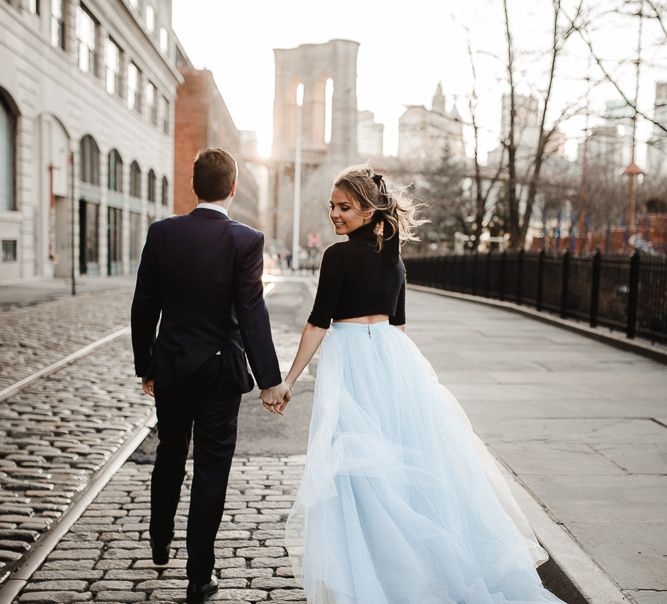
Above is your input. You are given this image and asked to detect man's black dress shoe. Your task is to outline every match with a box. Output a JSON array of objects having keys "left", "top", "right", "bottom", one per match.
[
  {"left": 186, "top": 575, "right": 219, "bottom": 603},
  {"left": 149, "top": 539, "right": 170, "bottom": 565}
]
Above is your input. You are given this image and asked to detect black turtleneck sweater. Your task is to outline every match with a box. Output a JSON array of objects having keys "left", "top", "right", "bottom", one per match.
[{"left": 307, "top": 221, "right": 406, "bottom": 328}]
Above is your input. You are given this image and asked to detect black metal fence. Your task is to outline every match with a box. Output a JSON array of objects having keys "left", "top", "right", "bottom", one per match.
[{"left": 404, "top": 250, "right": 667, "bottom": 344}]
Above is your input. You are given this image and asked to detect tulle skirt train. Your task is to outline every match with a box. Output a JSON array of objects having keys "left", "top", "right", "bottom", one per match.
[{"left": 286, "top": 320, "right": 565, "bottom": 604}]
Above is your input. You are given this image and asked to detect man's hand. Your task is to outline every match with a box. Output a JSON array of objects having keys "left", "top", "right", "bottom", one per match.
[
  {"left": 260, "top": 381, "right": 292, "bottom": 415},
  {"left": 141, "top": 377, "right": 155, "bottom": 397}
]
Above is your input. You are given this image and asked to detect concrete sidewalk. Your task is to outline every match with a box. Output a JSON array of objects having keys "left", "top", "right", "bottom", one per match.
[{"left": 407, "top": 289, "right": 667, "bottom": 604}]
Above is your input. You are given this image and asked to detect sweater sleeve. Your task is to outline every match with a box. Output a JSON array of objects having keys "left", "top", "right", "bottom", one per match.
[
  {"left": 308, "top": 245, "right": 345, "bottom": 328},
  {"left": 389, "top": 272, "right": 406, "bottom": 326}
]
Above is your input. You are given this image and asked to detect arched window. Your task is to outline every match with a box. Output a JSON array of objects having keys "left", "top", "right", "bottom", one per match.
[
  {"left": 147, "top": 169, "right": 156, "bottom": 202},
  {"left": 79, "top": 134, "right": 100, "bottom": 185},
  {"left": 161, "top": 176, "right": 169, "bottom": 207},
  {"left": 130, "top": 161, "right": 142, "bottom": 198},
  {"left": 107, "top": 149, "right": 123, "bottom": 192},
  {"left": 0, "top": 92, "right": 17, "bottom": 211}
]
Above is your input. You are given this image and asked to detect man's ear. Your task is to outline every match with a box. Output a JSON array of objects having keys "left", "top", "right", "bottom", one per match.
[{"left": 230, "top": 181, "right": 237, "bottom": 197}]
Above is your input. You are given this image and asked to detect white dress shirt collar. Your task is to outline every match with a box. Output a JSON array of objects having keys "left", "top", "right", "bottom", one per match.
[{"left": 197, "top": 202, "right": 229, "bottom": 216}]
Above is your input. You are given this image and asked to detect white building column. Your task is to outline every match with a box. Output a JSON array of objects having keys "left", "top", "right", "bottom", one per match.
[
  {"left": 64, "top": 0, "right": 79, "bottom": 61},
  {"left": 95, "top": 22, "right": 106, "bottom": 81}
]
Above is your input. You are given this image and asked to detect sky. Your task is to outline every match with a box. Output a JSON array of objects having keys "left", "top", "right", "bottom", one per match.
[{"left": 171, "top": 0, "right": 667, "bottom": 164}]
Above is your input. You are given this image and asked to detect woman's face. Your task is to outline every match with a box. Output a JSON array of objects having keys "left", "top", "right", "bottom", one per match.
[{"left": 329, "top": 187, "right": 373, "bottom": 236}]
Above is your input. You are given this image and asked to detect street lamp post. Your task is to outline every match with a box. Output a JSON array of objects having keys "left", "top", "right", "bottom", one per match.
[{"left": 291, "top": 83, "right": 304, "bottom": 271}]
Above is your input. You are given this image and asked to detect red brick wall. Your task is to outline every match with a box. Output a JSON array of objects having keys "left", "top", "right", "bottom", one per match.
[{"left": 174, "top": 69, "right": 210, "bottom": 215}]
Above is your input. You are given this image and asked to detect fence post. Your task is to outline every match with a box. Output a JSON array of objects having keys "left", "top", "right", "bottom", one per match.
[
  {"left": 536, "top": 249, "right": 545, "bottom": 312},
  {"left": 516, "top": 249, "right": 524, "bottom": 305},
  {"left": 590, "top": 249, "right": 601, "bottom": 328},
  {"left": 472, "top": 252, "right": 478, "bottom": 295},
  {"left": 560, "top": 249, "right": 570, "bottom": 319},
  {"left": 485, "top": 252, "right": 491, "bottom": 297},
  {"left": 499, "top": 251, "right": 506, "bottom": 301},
  {"left": 626, "top": 250, "right": 640, "bottom": 339}
]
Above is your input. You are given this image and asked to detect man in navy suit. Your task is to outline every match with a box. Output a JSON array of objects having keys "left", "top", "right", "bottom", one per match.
[{"left": 131, "top": 148, "right": 290, "bottom": 603}]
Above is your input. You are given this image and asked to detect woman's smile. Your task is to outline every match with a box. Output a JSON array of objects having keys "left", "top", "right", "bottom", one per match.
[{"left": 329, "top": 186, "right": 371, "bottom": 234}]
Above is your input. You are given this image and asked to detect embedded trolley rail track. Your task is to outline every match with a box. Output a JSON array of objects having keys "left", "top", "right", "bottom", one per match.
[{"left": 0, "top": 325, "right": 158, "bottom": 604}]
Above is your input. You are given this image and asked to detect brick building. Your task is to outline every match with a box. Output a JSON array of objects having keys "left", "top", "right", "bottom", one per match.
[{"left": 173, "top": 64, "right": 260, "bottom": 228}]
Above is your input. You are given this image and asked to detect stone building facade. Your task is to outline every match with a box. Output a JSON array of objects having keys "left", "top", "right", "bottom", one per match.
[
  {"left": 357, "top": 110, "right": 384, "bottom": 159},
  {"left": 173, "top": 67, "right": 260, "bottom": 228},
  {"left": 0, "top": 0, "right": 180, "bottom": 281},
  {"left": 398, "top": 83, "right": 465, "bottom": 169}
]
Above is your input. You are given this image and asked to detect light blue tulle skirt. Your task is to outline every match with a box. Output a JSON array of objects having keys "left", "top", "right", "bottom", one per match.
[{"left": 286, "top": 320, "right": 565, "bottom": 604}]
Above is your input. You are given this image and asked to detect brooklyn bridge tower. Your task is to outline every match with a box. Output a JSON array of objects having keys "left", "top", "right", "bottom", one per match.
[{"left": 268, "top": 39, "right": 360, "bottom": 251}]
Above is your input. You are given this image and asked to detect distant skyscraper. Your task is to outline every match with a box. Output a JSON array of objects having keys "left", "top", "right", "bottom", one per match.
[
  {"left": 500, "top": 93, "right": 539, "bottom": 139},
  {"left": 577, "top": 125, "right": 623, "bottom": 168},
  {"left": 647, "top": 82, "right": 667, "bottom": 176}
]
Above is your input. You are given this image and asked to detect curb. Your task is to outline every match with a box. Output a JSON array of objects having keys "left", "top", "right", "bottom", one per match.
[
  {"left": 408, "top": 284, "right": 667, "bottom": 365},
  {"left": 495, "top": 456, "right": 630, "bottom": 603}
]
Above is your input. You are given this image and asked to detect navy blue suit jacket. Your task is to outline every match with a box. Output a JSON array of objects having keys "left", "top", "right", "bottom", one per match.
[{"left": 130, "top": 207, "right": 282, "bottom": 392}]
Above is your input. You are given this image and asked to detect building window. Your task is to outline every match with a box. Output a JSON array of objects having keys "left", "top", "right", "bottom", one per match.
[
  {"left": 159, "top": 26, "right": 168, "bottom": 53},
  {"left": 79, "top": 135, "right": 100, "bottom": 185},
  {"left": 50, "top": 0, "right": 65, "bottom": 49},
  {"left": 108, "top": 149, "right": 123, "bottom": 192},
  {"left": 79, "top": 200, "right": 99, "bottom": 274},
  {"left": 27, "top": 0, "right": 39, "bottom": 14},
  {"left": 107, "top": 207, "right": 123, "bottom": 275},
  {"left": 105, "top": 38, "right": 121, "bottom": 95},
  {"left": 147, "top": 169, "right": 156, "bottom": 202},
  {"left": 129, "top": 211, "right": 141, "bottom": 268},
  {"left": 145, "top": 4, "right": 154, "bottom": 33},
  {"left": 0, "top": 94, "right": 16, "bottom": 212},
  {"left": 161, "top": 176, "right": 168, "bottom": 207},
  {"left": 162, "top": 96, "right": 169, "bottom": 134},
  {"left": 127, "top": 62, "right": 141, "bottom": 111},
  {"left": 130, "top": 161, "right": 141, "bottom": 198},
  {"left": 76, "top": 5, "right": 96, "bottom": 74},
  {"left": 2, "top": 240, "right": 17, "bottom": 262},
  {"left": 145, "top": 81, "right": 157, "bottom": 125}
]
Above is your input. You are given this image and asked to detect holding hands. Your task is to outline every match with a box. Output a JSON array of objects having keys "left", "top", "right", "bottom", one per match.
[{"left": 260, "top": 381, "right": 292, "bottom": 415}]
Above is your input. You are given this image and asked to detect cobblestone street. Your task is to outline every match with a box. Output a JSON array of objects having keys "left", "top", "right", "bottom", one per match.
[
  {"left": 1, "top": 277, "right": 315, "bottom": 602},
  {"left": 15, "top": 458, "right": 307, "bottom": 603},
  {"left": 0, "top": 287, "right": 133, "bottom": 389}
]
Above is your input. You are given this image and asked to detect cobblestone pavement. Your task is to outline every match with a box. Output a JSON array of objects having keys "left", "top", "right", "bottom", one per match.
[
  {"left": 15, "top": 457, "right": 307, "bottom": 603},
  {"left": 0, "top": 335, "right": 153, "bottom": 580},
  {"left": 0, "top": 288, "right": 133, "bottom": 390},
  {"left": 3, "top": 277, "right": 314, "bottom": 601}
]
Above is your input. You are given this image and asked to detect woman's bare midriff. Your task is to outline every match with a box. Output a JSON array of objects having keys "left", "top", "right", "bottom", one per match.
[{"left": 333, "top": 314, "right": 389, "bottom": 325}]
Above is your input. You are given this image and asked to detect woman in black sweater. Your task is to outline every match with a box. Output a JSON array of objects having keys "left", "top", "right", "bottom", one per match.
[{"left": 272, "top": 166, "right": 564, "bottom": 604}]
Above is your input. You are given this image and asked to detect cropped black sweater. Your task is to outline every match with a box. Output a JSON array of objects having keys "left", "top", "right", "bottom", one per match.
[{"left": 307, "top": 221, "right": 406, "bottom": 328}]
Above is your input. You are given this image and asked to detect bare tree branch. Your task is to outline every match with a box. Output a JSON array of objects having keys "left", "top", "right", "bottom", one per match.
[{"left": 561, "top": 2, "right": 667, "bottom": 134}]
